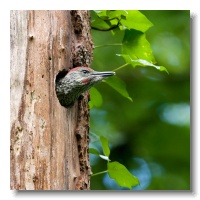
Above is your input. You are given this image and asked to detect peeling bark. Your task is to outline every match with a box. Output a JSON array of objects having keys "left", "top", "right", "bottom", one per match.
[{"left": 10, "top": 10, "right": 93, "bottom": 190}]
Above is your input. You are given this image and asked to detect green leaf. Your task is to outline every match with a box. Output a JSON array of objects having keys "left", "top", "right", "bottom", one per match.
[
  {"left": 121, "top": 29, "right": 168, "bottom": 73},
  {"left": 110, "top": 18, "right": 118, "bottom": 26},
  {"left": 100, "top": 136, "right": 110, "bottom": 157},
  {"left": 106, "top": 10, "right": 128, "bottom": 19},
  {"left": 118, "top": 25, "right": 127, "bottom": 31},
  {"left": 120, "top": 10, "right": 153, "bottom": 32},
  {"left": 91, "top": 10, "right": 153, "bottom": 33},
  {"left": 117, "top": 54, "right": 169, "bottom": 74},
  {"left": 122, "top": 29, "right": 155, "bottom": 63},
  {"left": 89, "top": 87, "right": 103, "bottom": 109},
  {"left": 96, "top": 10, "right": 108, "bottom": 20},
  {"left": 107, "top": 161, "right": 139, "bottom": 189},
  {"left": 88, "top": 101, "right": 93, "bottom": 109},
  {"left": 89, "top": 148, "right": 100, "bottom": 155},
  {"left": 91, "top": 11, "right": 111, "bottom": 29},
  {"left": 103, "top": 76, "right": 133, "bottom": 102}
]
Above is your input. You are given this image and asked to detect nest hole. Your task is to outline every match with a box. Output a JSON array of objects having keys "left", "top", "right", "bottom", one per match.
[{"left": 55, "top": 69, "right": 69, "bottom": 83}]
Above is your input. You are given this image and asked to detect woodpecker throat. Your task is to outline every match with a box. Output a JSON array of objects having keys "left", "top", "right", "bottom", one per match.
[{"left": 55, "top": 67, "right": 115, "bottom": 107}]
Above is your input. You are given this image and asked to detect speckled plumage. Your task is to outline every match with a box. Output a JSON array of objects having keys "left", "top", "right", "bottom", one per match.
[{"left": 56, "top": 67, "right": 115, "bottom": 107}]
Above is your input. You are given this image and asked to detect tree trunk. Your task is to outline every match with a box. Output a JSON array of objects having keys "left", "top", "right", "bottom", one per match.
[{"left": 10, "top": 10, "right": 93, "bottom": 190}]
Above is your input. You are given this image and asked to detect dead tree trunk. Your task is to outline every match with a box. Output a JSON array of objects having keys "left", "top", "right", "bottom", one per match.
[{"left": 10, "top": 10, "right": 93, "bottom": 190}]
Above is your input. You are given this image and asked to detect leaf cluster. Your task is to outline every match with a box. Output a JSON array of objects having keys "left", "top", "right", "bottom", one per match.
[
  {"left": 90, "top": 10, "right": 168, "bottom": 108},
  {"left": 90, "top": 136, "right": 139, "bottom": 189}
]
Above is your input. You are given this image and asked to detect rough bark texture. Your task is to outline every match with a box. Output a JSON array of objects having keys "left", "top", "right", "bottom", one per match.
[{"left": 10, "top": 10, "right": 93, "bottom": 190}]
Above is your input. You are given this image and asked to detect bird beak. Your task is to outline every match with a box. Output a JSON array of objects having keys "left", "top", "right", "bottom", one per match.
[{"left": 92, "top": 71, "right": 116, "bottom": 77}]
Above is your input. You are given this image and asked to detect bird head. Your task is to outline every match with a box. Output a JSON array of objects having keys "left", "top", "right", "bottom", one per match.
[
  {"left": 67, "top": 67, "right": 115, "bottom": 86},
  {"left": 56, "top": 66, "right": 115, "bottom": 107}
]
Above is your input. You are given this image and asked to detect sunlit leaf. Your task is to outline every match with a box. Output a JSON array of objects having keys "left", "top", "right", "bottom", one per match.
[
  {"left": 99, "top": 155, "right": 111, "bottom": 161},
  {"left": 120, "top": 10, "right": 153, "bottom": 32},
  {"left": 119, "top": 25, "right": 127, "bottom": 31},
  {"left": 110, "top": 18, "right": 118, "bottom": 26},
  {"left": 117, "top": 54, "right": 169, "bottom": 74},
  {"left": 106, "top": 10, "right": 128, "bottom": 19},
  {"left": 122, "top": 29, "right": 155, "bottom": 62},
  {"left": 91, "top": 11, "right": 111, "bottom": 29},
  {"left": 103, "top": 76, "right": 133, "bottom": 102},
  {"left": 100, "top": 136, "right": 110, "bottom": 157},
  {"left": 107, "top": 162, "right": 139, "bottom": 189},
  {"left": 96, "top": 10, "right": 108, "bottom": 20},
  {"left": 93, "top": 10, "right": 103, "bottom": 14}
]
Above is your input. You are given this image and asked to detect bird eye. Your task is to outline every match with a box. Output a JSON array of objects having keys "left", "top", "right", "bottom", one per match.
[{"left": 82, "top": 70, "right": 89, "bottom": 74}]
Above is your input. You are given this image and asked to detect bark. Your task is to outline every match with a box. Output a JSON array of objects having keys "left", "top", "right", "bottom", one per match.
[{"left": 10, "top": 10, "right": 93, "bottom": 190}]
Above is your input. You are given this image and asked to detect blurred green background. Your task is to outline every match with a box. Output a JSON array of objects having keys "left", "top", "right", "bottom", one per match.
[{"left": 89, "top": 10, "right": 190, "bottom": 190}]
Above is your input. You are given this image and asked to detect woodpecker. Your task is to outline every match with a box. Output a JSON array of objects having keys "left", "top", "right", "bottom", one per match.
[{"left": 56, "top": 66, "right": 115, "bottom": 107}]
